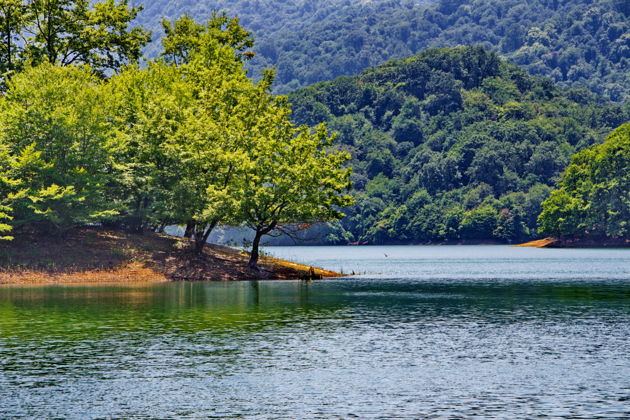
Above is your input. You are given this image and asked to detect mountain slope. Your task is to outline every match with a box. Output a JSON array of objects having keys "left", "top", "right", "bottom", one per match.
[
  {"left": 288, "top": 46, "right": 629, "bottom": 244},
  {"left": 131, "top": 0, "right": 630, "bottom": 100}
]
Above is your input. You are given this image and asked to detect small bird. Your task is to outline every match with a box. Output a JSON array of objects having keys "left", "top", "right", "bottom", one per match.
[{"left": 384, "top": 253, "right": 388, "bottom": 257}]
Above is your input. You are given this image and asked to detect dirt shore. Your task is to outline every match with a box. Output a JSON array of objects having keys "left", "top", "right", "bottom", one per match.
[
  {"left": 514, "top": 237, "right": 630, "bottom": 248},
  {"left": 0, "top": 228, "right": 340, "bottom": 285}
]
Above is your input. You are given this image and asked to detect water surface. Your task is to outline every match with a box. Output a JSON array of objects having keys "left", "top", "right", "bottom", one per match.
[{"left": 1, "top": 246, "right": 629, "bottom": 418}]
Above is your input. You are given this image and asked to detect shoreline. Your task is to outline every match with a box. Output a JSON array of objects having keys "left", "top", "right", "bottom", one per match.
[
  {"left": 0, "top": 228, "right": 341, "bottom": 286},
  {"left": 345, "top": 238, "right": 629, "bottom": 248},
  {"left": 514, "top": 237, "right": 630, "bottom": 248}
]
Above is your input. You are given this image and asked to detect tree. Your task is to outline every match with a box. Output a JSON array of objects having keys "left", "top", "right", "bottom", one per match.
[
  {"left": 459, "top": 204, "right": 497, "bottom": 240},
  {"left": 155, "top": 16, "right": 276, "bottom": 254},
  {"left": 0, "top": 63, "right": 117, "bottom": 234},
  {"left": 161, "top": 11, "right": 253, "bottom": 66},
  {"left": 160, "top": 14, "right": 204, "bottom": 66},
  {"left": 0, "top": 0, "right": 149, "bottom": 86},
  {"left": 107, "top": 15, "right": 300, "bottom": 256},
  {"left": 538, "top": 123, "right": 630, "bottom": 239},
  {"left": 0, "top": 0, "right": 26, "bottom": 77},
  {"left": 105, "top": 62, "right": 195, "bottom": 233},
  {"left": 237, "top": 118, "right": 353, "bottom": 270},
  {"left": 167, "top": 59, "right": 276, "bottom": 254}
]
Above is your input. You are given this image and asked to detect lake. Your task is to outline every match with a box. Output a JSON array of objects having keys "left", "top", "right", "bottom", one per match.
[{"left": 1, "top": 245, "right": 629, "bottom": 418}]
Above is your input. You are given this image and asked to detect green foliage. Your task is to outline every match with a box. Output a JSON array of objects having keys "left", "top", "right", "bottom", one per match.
[
  {"left": 289, "top": 46, "right": 629, "bottom": 243},
  {"left": 0, "top": 64, "right": 117, "bottom": 234},
  {"left": 105, "top": 61, "right": 194, "bottom": 232},
  {"left": 538, "top": 123, "right": 630, "bottom": 239},
  {"left": 107, "top": 15, "right": 352, "bottom": 256},
  {"left": 161, "top": 11, "right": 253, "bottom": 65},
  {"left": 132, "top": 0, "right": 630, "bottom": 101},
  {"left": 0, "top": 12, "right": 353, "bottom": 258},
  {"left": 0, "top": 0, "right": 150, "bottom": 84},
  {"left": 0, "top": 143, "right": 15, "bottom": 239},
  {"left": 237, "top": 121, "right": 353, "bottom": 267}
]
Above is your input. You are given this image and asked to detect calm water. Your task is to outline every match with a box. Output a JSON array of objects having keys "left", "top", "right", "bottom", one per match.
[{"left": 0, "top": 246, "right": 629, "bottom": 419}]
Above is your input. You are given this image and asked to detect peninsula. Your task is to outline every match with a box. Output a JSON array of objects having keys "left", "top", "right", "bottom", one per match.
[{"left": 0, "top": 228, "right": 339, "bottom": 285}]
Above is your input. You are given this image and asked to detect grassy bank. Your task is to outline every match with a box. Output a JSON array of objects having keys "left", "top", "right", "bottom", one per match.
[{"left": 0, "top": 228, "right": 340, "bottom": 285}]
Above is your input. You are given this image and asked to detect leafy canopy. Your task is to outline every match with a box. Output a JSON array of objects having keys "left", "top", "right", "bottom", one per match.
[
  {"left": 0, "top": 0, "right": 150, "bottom": 84},
  {"left": 538, "top": 123, "right": 630, "bottom": 239},
  {"left": 0, "top": 11, "right": 354, "bottom": 265},
  {"left": 133, "top": 0, "right": 630, "bottom": 101},
  {"left": 0, "top": 64, "right": 117, "bottom": 234}
]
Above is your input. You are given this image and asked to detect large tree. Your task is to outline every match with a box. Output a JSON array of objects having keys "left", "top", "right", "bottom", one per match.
[
  {"left": 106, "top": 15, "right": 303, "bottom": 255},
  {"left": 169, "top": 64, "right": 277, "bottom": 254},
  {"left": 237, "top": 116, "right": 353, "bottom": 270},
  {"left": 105, "top": 62, "right": 193, "bottom": 233}
]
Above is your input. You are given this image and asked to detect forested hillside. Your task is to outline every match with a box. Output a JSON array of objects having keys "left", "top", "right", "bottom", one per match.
[
  {"left": 288, "top": 47, "right": 629, "bottom": 244},
  {"left": 131, "top": 0, "right": 630, "bottom": 100}
]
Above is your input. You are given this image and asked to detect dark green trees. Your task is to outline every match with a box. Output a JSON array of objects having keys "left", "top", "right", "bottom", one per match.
[
  {"left": 289, "top": 46, "right": 629, "bottom": 244},
  {"left": 538, "top": 123, "right": 630, "bottom": 240},
  {"left": 133, "top": 0, "right": 630, "bottom": 100}
]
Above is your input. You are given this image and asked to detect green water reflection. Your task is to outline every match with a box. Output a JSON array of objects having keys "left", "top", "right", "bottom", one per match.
[
  {"left": 0, "top": 274, "right": 629, "bottom": 418},
  {"left": 1, "top": 279, "right": 628, "bottom": 338}
]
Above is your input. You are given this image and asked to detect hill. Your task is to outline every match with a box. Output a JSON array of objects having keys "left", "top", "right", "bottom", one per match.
[
  {"left": 131, "top": 0, "right": 630, "bottom": 100},
  {"left": 288, "top": 46, "right": 629, "bottom": 244}
]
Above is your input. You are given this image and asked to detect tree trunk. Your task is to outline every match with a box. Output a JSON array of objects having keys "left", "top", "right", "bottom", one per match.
[
  {"left": 156, "top": 222, "right": 167, "bottom": 233},
  {"left": 129, "top": 197, "right": 144, "bottom": 234},
  {"left": 5, "top": 9, "right": 12, "bottom": 71},
  {"left": 184, "top": 221, "right": 196, "bottom": 238},
  {"left": 248, "top": 222, "right": 277, "bottom": 270},
  {"left": 193, "top": 221, "right": 218, "bottom": 254},
  {"left": 248, "top": 230, "right": 264, "bottom": 270}
]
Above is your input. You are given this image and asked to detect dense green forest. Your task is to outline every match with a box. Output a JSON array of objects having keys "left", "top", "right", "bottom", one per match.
[
  {"left": 0, "top": 5, "right": 351, "bottom": 269},
  {"left": 288, "top": 46, "right": 629, "bottom": 244},
  {"left": 0, "top": 1, "right": 627, "bottom": 252},
  {"left": 538, "top": 123, "right": 629, "bottom": 240},
  {"left": 132, "top": 0, "right": 630, "bottom": 101}
]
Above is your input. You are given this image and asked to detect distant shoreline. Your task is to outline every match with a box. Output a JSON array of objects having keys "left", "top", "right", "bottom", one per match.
[
  {"left": 270, "top": 238, "right": 630, "bottom": 248},
  {"left": 340, "top": 238, "right": 629, "bottom": 247},
  {"left": 514, "top": 237, "right": 630, "bottom": 248},
  {"left": 0, "top": 228, "right": 340, "bottom": 286}
]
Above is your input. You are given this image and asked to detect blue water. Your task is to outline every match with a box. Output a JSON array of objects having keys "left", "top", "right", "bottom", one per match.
[
  {"left": 0, "top": 245, "right": 629, "bottom": 418},
  {"left": 266, "top": 245, "right": 630, "bottom": 281}
]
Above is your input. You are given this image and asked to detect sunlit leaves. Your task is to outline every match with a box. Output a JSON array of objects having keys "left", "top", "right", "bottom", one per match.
[{"left": 538, "top": 123, "right": 630, "bottom": 239}]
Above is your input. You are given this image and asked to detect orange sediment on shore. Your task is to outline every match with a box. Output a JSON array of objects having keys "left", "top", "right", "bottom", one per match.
[
  {"left": 512, "top": 238, "right": 557, "bottom": 248},
  {"left": 514, "top": 237, "right": 629, "bottom": 248},
  {"left": 0, "top": 228, "right": 340, "bottom": 285},
  {"left": 262, "top": 255, "right": 342, "bottom": 278},
  {"left": 0, "top": 229, "right": 340, "bottom": 285},
  {"left": 0, "top": 262, "right": 168, "bottom": 285}
]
